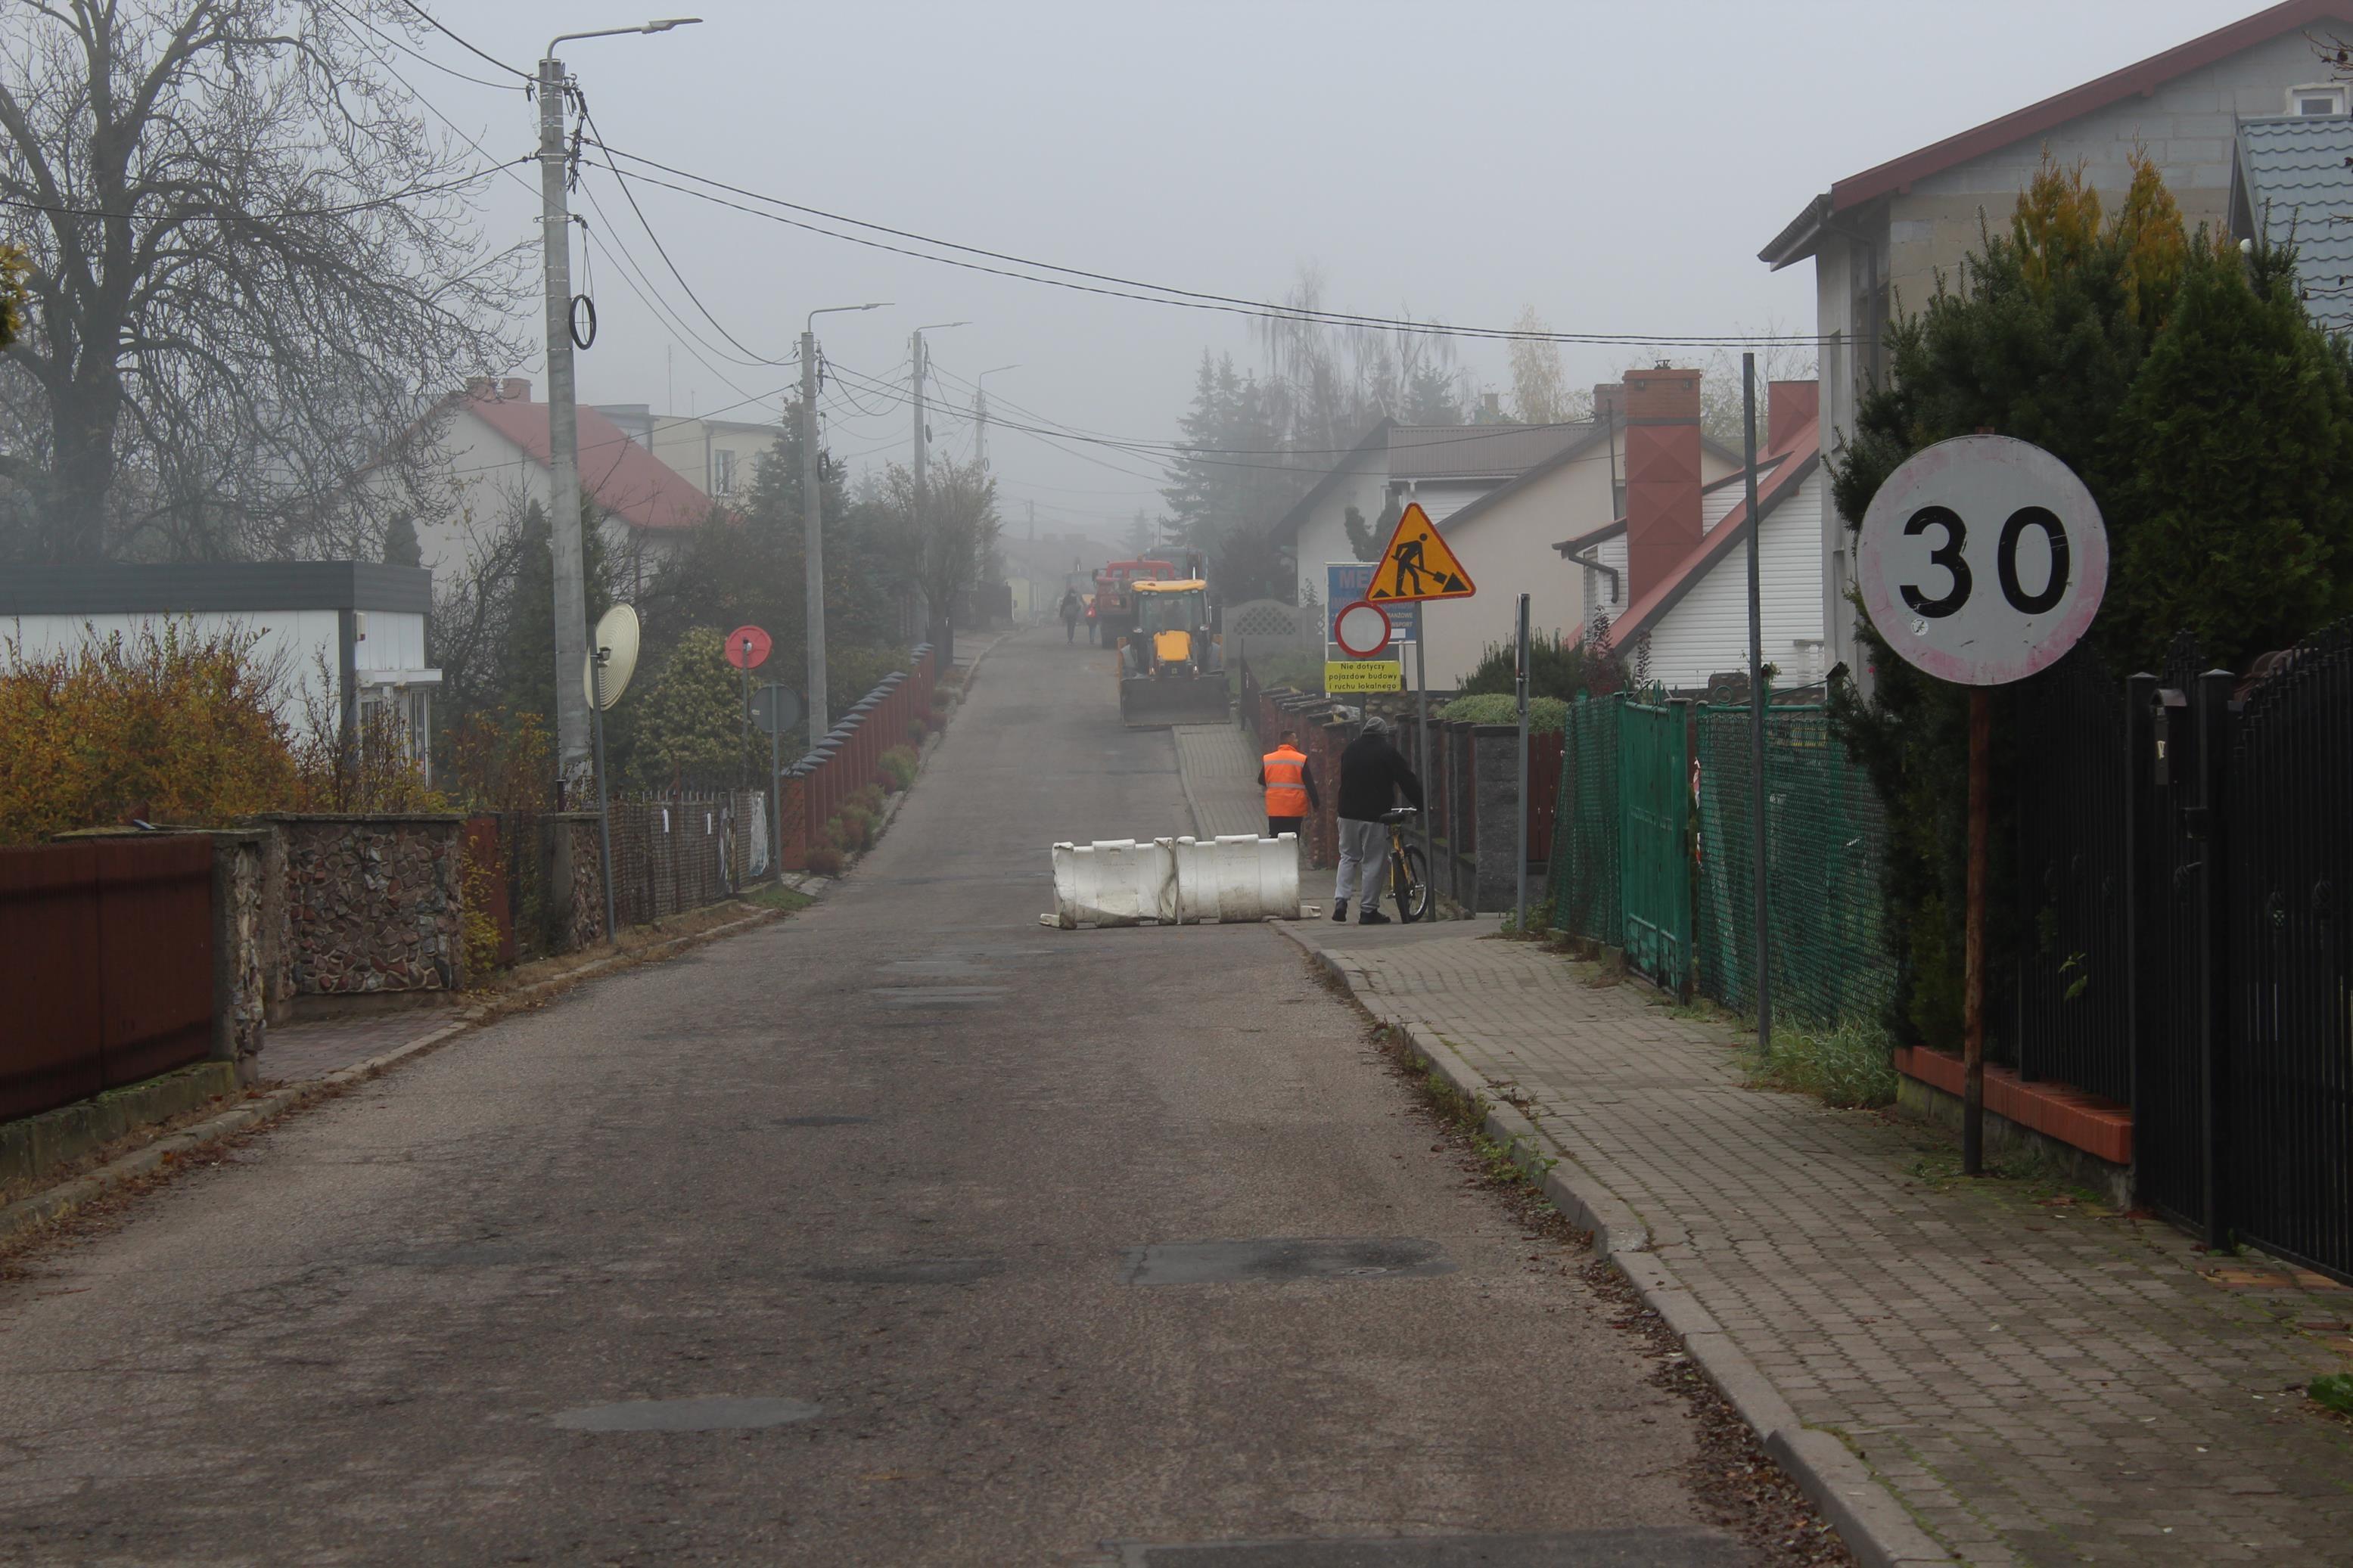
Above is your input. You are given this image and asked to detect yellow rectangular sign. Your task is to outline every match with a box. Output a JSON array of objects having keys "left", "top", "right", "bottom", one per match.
[{"left": 1326, "top": 660, "right": 1403, "bottom": 693}]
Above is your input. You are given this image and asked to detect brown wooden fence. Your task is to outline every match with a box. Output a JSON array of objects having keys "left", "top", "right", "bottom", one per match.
[{"left": 0, "top": 836, "right": 214, "bottom": 1121}]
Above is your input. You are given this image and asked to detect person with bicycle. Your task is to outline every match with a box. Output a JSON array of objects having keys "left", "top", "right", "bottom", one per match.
[{"left": 1332, "top": 714, "right": 1423, "bottom": 924}]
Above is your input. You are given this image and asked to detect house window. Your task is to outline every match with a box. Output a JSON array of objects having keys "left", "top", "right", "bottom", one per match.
[
  {"left": 713, "top": 448, "right": 738, "bottom": 495},
  {"left": 2288, "top": 83, "right": 2348, "bottom": 116}
]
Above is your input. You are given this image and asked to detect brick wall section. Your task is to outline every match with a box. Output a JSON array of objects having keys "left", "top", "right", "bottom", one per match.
[{"left": 266, "top": 814, "right": 465, "bottom": 995}]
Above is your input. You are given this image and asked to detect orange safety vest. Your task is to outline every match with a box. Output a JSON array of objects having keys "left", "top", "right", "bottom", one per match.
[{"left": 1262, "top": 745, "right": 1310, "bottom": 817}]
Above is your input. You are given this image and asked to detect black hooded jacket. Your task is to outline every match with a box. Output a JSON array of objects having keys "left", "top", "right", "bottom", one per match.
[{"left": 1335, "top": 730, "right": 1425, "bottom": 822}]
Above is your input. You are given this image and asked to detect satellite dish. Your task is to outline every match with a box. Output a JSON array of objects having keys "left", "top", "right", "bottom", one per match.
[{"left": 583, "top": 603, "right": 642, "bottom": 710}]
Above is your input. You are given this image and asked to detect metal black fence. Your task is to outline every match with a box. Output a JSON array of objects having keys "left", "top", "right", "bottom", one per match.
[
  {"left": 2222, "top": 623, "right": 2353, "bottom": 1280},
  {"left": 2013, "top": 642, "right": 2134, "bottom": 1104}
]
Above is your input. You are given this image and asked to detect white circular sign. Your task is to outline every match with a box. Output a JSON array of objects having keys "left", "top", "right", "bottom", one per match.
[
  {"left": 1332, "top": 598, "right": 1393, "bottom": 659},
  {"left": 1857, "top": 435, "right": 2108, "bottom": 686}
]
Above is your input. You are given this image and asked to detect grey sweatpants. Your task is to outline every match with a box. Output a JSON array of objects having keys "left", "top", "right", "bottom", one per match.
[{"left": 1332, "top": 816, "right": 1388, "bottom": 913}]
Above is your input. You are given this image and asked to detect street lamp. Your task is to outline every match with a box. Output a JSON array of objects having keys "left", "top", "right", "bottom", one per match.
[
  {"left": 974, "top": 365, "right": 1018, "bottom": 470},
  {"left": 536, "top": 15, "right": 704, "bottom": 796},
  {"left": 799, "top": 301, "right": 892, "bottom": 740}
]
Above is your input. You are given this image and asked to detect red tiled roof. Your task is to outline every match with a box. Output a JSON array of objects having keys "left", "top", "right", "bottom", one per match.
[
  {"left": 461, "top": 391, "right": 720, "bottom": 532},
  {"left": 1594, "top": 423, "right": 1823, "bottom": 654}
]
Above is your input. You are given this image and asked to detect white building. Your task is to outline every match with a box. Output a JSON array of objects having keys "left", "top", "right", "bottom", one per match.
[
  {"left": 1564, "top": 377, "right": 1828, "bottom": 694},
  {"left": 1759, "top": 0, "right": 2353, "bottom": 679},
  {"left": 0, "top": 561, "right": 440, "bottom": 767},
  {"left": 356, "top": 378, "right": 720, "bottom": 598}
]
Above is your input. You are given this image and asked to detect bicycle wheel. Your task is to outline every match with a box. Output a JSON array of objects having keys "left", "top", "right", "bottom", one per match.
[{"left": 1393, "top": 842, "right": 1431, "bottom": 924}]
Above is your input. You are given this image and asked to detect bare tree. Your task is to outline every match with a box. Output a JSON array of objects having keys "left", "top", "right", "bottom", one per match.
[
  {"left": 0, "top": 2, "right": 527, "bottom": 563},
  {"left": 880, "top": 455, "right": 999, "bottom": 665}
]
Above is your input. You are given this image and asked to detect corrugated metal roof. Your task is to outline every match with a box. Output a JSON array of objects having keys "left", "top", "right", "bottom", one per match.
[
  {"left": 2240, "top": 114, "right": 2353, "bottom": 334},
  {"left": 1387, "top": 422, "right": 1593, "bottom": 480}
]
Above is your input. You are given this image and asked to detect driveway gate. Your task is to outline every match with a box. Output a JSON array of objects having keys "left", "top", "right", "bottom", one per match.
[{"left": 1620, "top": 692, "right": 1691, "bottom": 995}]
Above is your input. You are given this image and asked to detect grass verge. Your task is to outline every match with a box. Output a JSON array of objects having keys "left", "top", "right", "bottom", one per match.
[{"left": 1743, "top": 1018, "right": 1899, "bottom": 1110}]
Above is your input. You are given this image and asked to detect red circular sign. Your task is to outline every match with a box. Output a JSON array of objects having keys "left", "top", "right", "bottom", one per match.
[
  {"left": 1333, "top": 599, "right": 1392, "bottom": 659},
  {"left": 725, "top": 625, "right": 772, "bottom": 669}
]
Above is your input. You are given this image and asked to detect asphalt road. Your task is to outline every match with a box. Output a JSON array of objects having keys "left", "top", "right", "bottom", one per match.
[{"left": 0, "top": 631, "right": 1748, "bottom": 1566}]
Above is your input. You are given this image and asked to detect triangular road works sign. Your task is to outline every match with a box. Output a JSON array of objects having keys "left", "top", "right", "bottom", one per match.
[{"left": 1366, "top": 501, "right": 1475, "bottom": 603}]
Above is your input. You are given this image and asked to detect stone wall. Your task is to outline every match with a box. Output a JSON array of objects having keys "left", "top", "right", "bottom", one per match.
[
  {"left": 210, "top": 831, "right": 272, "bottom": 1076},
  {"left": 265, "top": 814, "right": 465, "bottom": 995}
]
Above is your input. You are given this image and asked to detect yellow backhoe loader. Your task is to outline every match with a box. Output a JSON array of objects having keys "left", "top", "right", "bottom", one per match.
[{"left": 1115, "top": 579, "right": 1229, "bottom": 727}]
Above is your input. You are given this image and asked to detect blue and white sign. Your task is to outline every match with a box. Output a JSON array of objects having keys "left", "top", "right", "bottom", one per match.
[{"left": 1326, "top": 563, "right": 1416, "bottom": 641}]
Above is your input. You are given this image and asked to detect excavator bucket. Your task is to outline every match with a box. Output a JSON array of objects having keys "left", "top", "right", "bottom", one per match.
[{"left": 1120, "top": 670, "right": 1231, "bottom": 728}]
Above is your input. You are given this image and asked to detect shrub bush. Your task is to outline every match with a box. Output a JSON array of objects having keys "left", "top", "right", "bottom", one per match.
[
  {"left": 879, "top": 746, "right": 919, "bottom": 791},
  {"left": 931, "top": 686, "right": 953, "bottom": 710},
  {"left": 0, "top": 620, "right": 297, "bottom": 844},
  {"left": 1436, "top": 694, "right": 1570, "bottom": 732},
  {"left": 925, "top": 709, "right": 946, "bottom": 734},
  {"left": 850, "top": 783, "right": 886, "bottom": 816},
  {"left": 803, "top": 841, "right": 844, "bottom": 878},
  {"left": 835, "top": 803, "right": 876, "bottom": 850},
  {"left": 908, "top": 720, "right": 928, "bottom": 746}
]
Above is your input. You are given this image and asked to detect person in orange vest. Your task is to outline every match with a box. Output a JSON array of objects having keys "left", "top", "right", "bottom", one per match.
[{"left": 1258, "top": 729, "right": 1320, "bottom": 840}]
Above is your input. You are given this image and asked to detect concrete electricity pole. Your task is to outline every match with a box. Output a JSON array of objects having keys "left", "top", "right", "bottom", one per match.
[
  {"left": 799, "top": 303, "right": 889, "bottom": 741},
  {"left": 538, "top": 17, "right": 701, "bottom": 790},
  {"left": 974, "top": 365, "right": 1018, "bottom": 471},
  {"left": 910, "top": 323, "right": 966, "bottom": 647}
]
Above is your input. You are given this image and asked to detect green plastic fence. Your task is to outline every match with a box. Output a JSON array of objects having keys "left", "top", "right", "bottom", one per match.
[
  {"left": 1543, "top": 694, "right": 1621, "bottom": 945},
  {"left": 1692, "top": 705, "right": 1894, "bottom": 1026}
]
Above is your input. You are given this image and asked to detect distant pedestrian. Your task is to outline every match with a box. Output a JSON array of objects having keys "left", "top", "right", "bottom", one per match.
[
  {"left": 1331, "top": 715, "right": 1422, "bottom": 925},
  {"left": 1258, "top": 728, "right": 1319, "bottom": 840},
  {"left": 1059, "top": 588, "right": 1083, "bottom": 644}
]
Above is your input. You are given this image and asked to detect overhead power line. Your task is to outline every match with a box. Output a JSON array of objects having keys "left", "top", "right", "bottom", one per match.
[
  {"left": 589, "top": 140, "right": 1830, "bottom": 349},
  {"left": 0, "top": 165, "right": 520, "bottom": 222},
  {"left": 395, "top": 0, "right": 533, "bottom": 81}
]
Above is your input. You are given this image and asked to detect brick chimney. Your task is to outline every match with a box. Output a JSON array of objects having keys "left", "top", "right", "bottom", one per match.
[
  {"left": 501, "top": 377, "right": 532, "bottom": 402},
  {"left": 1621, "top": 366, "right": 1702, "bottom": 604},
  {"left": 1767, "top": 380, "right": 1819, "bottom": 455},
  {"left": 465, "top": 375, "right": 494, "bottom": 397}
]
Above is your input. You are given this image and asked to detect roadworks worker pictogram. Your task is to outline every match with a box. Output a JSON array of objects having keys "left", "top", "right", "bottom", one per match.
[{"left": 1366, "top": 501, "right": 1475, "bottom": 602}]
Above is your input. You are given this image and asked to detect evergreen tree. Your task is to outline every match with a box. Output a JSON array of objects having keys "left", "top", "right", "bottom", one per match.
[
  {"left": 382, "top": 513, "right": 421, "bottom": 568},
  {"left": 628, "top": 626, "right": 757, "bottom": 788},
  {"left": 1831, "top": 151, "right": 2353, "bottom": 1053},
  {"left": 1342, "top": 504, "right": 1375, "bottom": 560}
]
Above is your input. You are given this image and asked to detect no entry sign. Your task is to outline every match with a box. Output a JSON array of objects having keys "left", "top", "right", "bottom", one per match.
[
  {"left": 1857, "top": 435, "right": 2107, "bottom": 685},
  {"left": 1332, "top": 599, "right": 1392, "bottom": 659}
]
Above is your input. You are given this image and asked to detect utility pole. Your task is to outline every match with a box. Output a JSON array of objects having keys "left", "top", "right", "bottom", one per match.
[
  {"left": 800, "top": 328, "right": 827, "bottom": 740},
  {"left": 911, "top": 330, "right": 928, "bottom": 501},
  {"left": 974, "top": 365, "right": 1018, "bottom": 473},
  {"left": 537, "top": 50, "right": 591, "bottom": 790},
  {"left": 537, "top": 17, "right": 704, "bottom": 793},
  {"left": 798, "top": 301, "right": 888, "bottom": 740}
]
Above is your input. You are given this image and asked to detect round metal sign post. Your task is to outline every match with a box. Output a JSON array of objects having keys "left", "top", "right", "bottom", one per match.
[
  {"left": 1332, "top": 598, "right": 1393, "bottom": 660},
  {"left": 1859, "top": 434, "right": 2109, "bottom": 1176},
  {"left": 726, "top": 626, "right": 772, "bottom": 793}
]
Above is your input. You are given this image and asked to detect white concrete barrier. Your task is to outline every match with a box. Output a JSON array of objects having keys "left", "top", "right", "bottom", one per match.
[
  {"left": 1173, "top": 834, "right": 1301, "bottom": 924},
  {"left": 1050, "top": 837, "right": 1178, "bottom": 927},
  {"left": 1049, "top": 834, "right": 1299, "bottom": 927}
]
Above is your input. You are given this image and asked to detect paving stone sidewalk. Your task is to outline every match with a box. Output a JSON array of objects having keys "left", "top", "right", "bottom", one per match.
[
  {"left": 1290, "top": 919, "right": 2353, "bottom": 1565},
  {"left": 260, "top": 1009, "right": 464, "bottom": 1082},
  {"left": 1171, "top": 722, "right": 1269, "bottom": 839}
]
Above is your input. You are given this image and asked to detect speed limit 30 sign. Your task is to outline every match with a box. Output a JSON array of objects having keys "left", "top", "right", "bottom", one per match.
[{"left": 1857, "top": 435, "right": 2108, "bottom": 685}]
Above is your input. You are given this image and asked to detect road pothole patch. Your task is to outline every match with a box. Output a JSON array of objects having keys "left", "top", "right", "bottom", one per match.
[
  {"left": 776, "top": 1114, "right": 874, "bottom": 1128},
  {"left": 1118, "top": 1237, "right": 1454, "bottom": 1286},
  {"left": 549, "top": 1396, "right": 821, "bottom": 1432},
  {"left": 805, "top": 1257, "right": 1006, "bottom": 1286},
  {"left": 1105, "top": 1526, "right": 1745, "bottom": 1564}
]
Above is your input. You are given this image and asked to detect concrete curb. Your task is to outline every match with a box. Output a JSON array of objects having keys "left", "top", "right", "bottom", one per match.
[
  {"left": 1276, "top": 922, "right": 1955, "bottom": 1568},
  {"left": 0, "top": 905, "right": 785, "bottom": 1250}
]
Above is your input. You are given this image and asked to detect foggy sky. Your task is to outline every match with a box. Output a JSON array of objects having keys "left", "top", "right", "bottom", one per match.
[{"left": 422, "top": 1, "right": 2252, "bottom": 542}]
